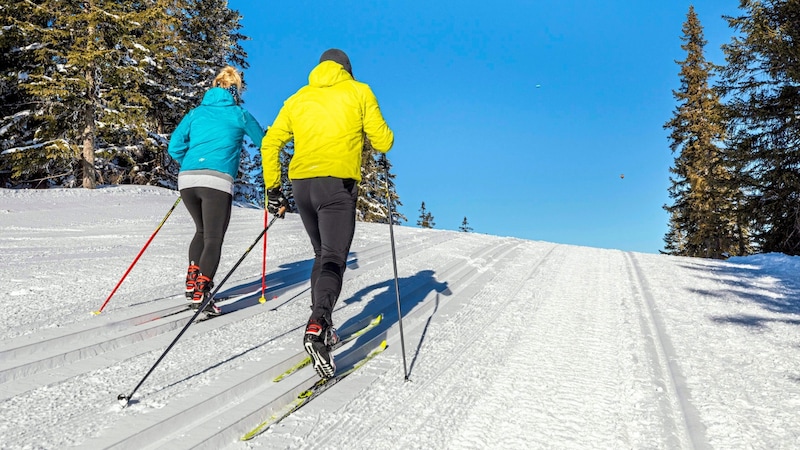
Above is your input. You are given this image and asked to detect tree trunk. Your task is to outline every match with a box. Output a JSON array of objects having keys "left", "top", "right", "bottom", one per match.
[
  {"left": 81, "top": 114, "right": 96, "bottom": 189},
  {"left": 82, "top": 2, "right": 97, "bottom": 189}
]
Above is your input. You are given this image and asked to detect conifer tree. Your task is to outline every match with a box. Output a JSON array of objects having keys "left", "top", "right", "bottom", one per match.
[
  {"left": 234, "top": 144, "right": 262, "bottom": 205},
  {"left": 663, "top": 6, "right": 742, "bottom": 258},
  {"left": 0, "top": 1, "right": 48, "bottom": 186},
  {"left": 718, "top": 0, "right": 800, "bottom": 255},
  {"left": 459, "top": 217, "right": 473, "bottom": 232},
  {"left": 0, "top": 0, "right": 250, "bottom": 189},
  {"left": 417, "top": 202, "right": 435, "bottom": 229},
  {"left": 151, "top": 0, "right": 248, "bottom": 135},
  {"left": 356, "top": 140, "right": 404, "bottom": 224},
  {"left": 0, "top": 1, "right": 178, "bottom": 188}
]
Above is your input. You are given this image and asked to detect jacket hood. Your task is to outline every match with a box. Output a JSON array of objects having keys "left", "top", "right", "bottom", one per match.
[
  {"left": 308, "top": 60, "right": 354, "bottom": 87},
  {"left": 200, "top": 87, "right": 236, "bottom": 106}
]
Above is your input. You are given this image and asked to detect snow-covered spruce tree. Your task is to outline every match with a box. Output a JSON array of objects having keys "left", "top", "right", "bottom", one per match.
[
  {"left": 0, "top": 0, "right": 84, "bottom": 187},
  {"left": 381, "top": 153, "right": 405, "bottom": 225},
  {"left": 0, "top": 1, "right": 46, "bottom": 186},
  {"left": 103, "top": 0, "right": 250, "bottom": 188},
  {"left": 718, "top": 0, "right": 800, "bottom": 255},
  {"left": 233, "top": 138, "right": 265, "bottom": 207},
  {"left": 234, "top": 144, "right": 262, "bottom": 205},
  {"left": 663, "top": 6, "right": 743, "bottom": 259},
  {"left": 0, "top": 1, "right": 179, "bottom": 188},
  {"left": 0, "top": 0, "right": 250, "bottom": 189},
  {"left": 357, "top": 139, "right": 404, "bottom": 224}
]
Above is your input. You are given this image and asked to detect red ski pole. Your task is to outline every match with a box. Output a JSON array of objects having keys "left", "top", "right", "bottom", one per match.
[{"left": 93, "top": 196, "right": 182, "bottom": 315}]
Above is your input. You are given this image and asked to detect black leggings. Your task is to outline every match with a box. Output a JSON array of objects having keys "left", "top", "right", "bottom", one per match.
[
  {"left": 180, "top": 187, "right": 232, "bottom": 280},
  {"left": 293, "top": 177, "right": 358, "bottom": 326}
]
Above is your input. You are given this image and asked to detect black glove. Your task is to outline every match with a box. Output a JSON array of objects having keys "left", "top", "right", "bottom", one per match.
[{"left": 266, "top": 188, "right": 288, "bottom": 217}]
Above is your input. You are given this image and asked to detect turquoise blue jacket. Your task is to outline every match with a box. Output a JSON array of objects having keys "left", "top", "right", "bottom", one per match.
[{"left": 168, "top": 87, "right": 264, "bottom": 179}]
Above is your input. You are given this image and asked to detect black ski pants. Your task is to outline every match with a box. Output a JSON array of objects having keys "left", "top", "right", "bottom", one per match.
[
  {"left": 292, "top": 177, "right": 358, "bottom": 326},
  {"left": 180, "top": 187, "right": 232, "bottom": 280}
]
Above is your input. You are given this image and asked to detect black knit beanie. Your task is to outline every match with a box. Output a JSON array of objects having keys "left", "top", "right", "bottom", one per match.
[{"left": 319, "top": 48, "right": 352, "bottom": 76}]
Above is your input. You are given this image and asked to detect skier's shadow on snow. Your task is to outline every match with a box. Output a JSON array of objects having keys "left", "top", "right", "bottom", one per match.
[
  {"left": 159, "top": 268, "right": 448, "bottom": 392},
  {"left": 340, "top": 269, "right": 451, "bottom": 378},
  {"left": 214, "top": 259, "right": 314, "bottom": 304},
  {"left": 217, "top": 252, "right": 363, "bottom": 312}
]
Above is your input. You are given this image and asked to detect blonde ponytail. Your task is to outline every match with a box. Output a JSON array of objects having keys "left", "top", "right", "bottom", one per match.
[{"left": 213, "top": 66, "right": 243, "bottom": 92}]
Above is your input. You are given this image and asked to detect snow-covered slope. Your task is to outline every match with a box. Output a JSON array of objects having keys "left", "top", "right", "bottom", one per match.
[{"left": 1, "top": 186, "right": 798, "bottom": 449}]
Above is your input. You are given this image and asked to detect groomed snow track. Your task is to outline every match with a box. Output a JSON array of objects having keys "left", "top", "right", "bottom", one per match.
[{"left": 1, "top": 213, "right": 712, "bottom": 449}]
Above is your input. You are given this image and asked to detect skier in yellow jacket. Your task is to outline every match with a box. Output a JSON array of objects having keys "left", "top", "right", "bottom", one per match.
[{"left": 261, "top": 49, "right": 394, "bottom": 379}]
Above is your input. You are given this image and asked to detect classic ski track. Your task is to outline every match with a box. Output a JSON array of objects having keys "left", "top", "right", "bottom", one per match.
[
  {"left": 624, "top": 252, "right": 710, "bottom": 450},
  {"left": 0, "top": 227, "right": 433, "bottom": 358},
  {"left": 283, "top": 246, "right": 706, "bottom": 450},
  {"left": 114, "top": 236, "right": 522, "bottom": 449},
  {"left": 0, "top": 231, "right": 476, "bottom": 448},
  {"left": 258, "top": 242, "right": 561, "bottom": 449},
  {"left": 0, "top": 231, "right": 455, "bottom": 400},
  {"left": 137, "top": 227, "right": 468, "bottom": 407}
]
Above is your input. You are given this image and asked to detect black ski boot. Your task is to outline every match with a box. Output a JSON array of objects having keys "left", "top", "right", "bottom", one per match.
[{"left": 303, "top": 318, "right": 339, "bottom": 378}]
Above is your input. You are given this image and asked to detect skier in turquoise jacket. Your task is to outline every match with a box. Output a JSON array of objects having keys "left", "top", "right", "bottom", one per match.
[{"left": 168, "top": 66, "right": 264, "bottom": 315}]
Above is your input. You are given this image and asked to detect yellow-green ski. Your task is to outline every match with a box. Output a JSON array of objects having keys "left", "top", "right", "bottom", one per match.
[
  {"left": 241, "top": 340, "right": 388, "bottom": 441},
  {"left": 272, "top": 314, "right": 383, "bottom": 382}
]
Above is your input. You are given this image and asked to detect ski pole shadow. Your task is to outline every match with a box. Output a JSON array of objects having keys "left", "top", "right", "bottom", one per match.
[
  {"left": 339, "top": 269, "right": 451, "bottom": 379},
  {"left": 157, "top": 321, "right": 307, "bottom": 394},
  {"left": 407, "top": 291, "right": 442, "bottom": 378},
  {"left": 210, "top": 258, "right": 312, "bottom": 314}
]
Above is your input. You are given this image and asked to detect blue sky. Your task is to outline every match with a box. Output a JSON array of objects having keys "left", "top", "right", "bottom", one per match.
[{"left": 229, "top": 0, "right": 738, "bottom": 254}]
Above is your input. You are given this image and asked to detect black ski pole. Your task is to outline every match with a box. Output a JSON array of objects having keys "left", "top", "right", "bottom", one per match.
[
  {"left": 381, "top": 155, "right": 409, "bottom": 381},
  {"left": 118, "top": 206, "right": 286, "bottom": 407}
]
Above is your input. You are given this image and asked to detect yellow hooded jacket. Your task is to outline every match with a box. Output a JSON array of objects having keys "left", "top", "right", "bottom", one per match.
[{"left": 261, "top": 60, "right": 394, "bottom": 190}]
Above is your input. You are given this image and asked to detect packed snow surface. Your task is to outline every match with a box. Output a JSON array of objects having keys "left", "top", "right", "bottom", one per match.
[{"left": 1, "top": 185, "right": 799, "bottom": 449}]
